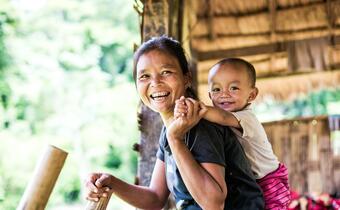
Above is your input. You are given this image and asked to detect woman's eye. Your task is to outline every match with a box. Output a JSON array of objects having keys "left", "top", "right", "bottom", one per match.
[
  {"left": 161, "top": 70, "right": 172, "bottom": 75},
  {"left": 139, "top": 74, "right": 149, "bottom": 80}
]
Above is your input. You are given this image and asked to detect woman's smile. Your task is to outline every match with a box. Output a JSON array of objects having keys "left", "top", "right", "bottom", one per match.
[{"left": 150, "top": 91, "right": 171, "bottom": 101}]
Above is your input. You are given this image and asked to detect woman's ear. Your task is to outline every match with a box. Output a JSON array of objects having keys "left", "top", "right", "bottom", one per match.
[
  {"left": 185, "top": 82, "right": 191, "bottom": 89},
  {"left": 248, "top": 87, "right": 258, "bottom": 102}
]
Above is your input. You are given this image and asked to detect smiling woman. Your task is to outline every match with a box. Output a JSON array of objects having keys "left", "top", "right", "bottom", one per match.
[{"left": 84, "top": 36, "right": 264, "bottom": 210}]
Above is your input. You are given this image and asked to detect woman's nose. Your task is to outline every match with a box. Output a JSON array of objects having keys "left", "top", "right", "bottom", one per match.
[{"left": 150, "top": 75, "right": 161, "bottom": 86}]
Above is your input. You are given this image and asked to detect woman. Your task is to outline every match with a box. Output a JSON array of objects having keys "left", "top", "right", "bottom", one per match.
[{"left": 85, "top": 36, "right": 264, "bottom": 210}]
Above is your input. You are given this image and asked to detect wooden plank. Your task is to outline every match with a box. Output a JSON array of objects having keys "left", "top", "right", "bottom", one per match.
[
  {"left": 169, "top": 0, "right": 180, "bottom": 39},
  {"left": 281, "top": 123, "right": 291, "bottom": 169},
  {"left": 316, "top": 120, "right": 335, "bottom": 193},
  {"left": 334, "top": 157, "right": 340, "bottom": 191},
  {"left": 194, "top": 0, "right": 267, "bottom": 17},
  {"left": 262, "top": 117, "right": 340, "bottom": 194},
  {"left": 193, "top": 40, "right": 284, "bottom": 61},
  {"left": 194, "top": 34, "right": 340, "bottom": 61},
  {"left": 263, "top": 115, "right": 329, "bottom": 126},
  {"left": 192, "top": 1, "right": 331, "bottom": 37},
  {"left": 207, "top": 0, "right": 216, "bottom": 40},
  {"left": 292, "top": 121, "right": 309, "bottom": 193},
  {"left": 308, "top": 120, "right": 319, "bottom": 161},
  {"left": 268, "top": 0, "right": 277, "bottom": 73}
]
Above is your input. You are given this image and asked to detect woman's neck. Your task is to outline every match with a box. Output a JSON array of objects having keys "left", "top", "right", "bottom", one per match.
[{"left": 160, "top": 111, "right": 174, "bottom": 127}]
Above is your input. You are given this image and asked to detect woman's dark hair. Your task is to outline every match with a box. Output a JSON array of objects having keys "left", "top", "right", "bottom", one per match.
[{"left": 133, "top": 35, "right": 196, "bottom": 98}]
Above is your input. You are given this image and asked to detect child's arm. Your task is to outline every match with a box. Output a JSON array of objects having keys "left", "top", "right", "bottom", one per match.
[
  {"left": 202, "top": 104, "right": 241, "bottom": 129},
  {"left": 175, "top": 97, "right": 240, "bottom": 129}
]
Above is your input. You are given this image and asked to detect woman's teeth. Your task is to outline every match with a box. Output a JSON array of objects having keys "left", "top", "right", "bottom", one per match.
[{"left": 150, "top": 92, "right": 170, "bottom": 99}]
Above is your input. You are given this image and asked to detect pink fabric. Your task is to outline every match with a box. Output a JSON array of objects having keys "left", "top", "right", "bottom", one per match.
[
  {"left": 287, "top": 191, "right": 340, "bottom": 210},
  {"left": 257, "top": 163, "right": 291, "bottom": 210}
]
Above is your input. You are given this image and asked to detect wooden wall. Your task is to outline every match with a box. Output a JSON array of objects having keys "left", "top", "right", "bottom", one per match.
[{"left": 263, "top": 115, "right": 340, "bottom": 194}]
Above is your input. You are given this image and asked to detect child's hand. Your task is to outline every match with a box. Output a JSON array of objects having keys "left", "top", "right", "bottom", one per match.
[
  {"left": 174, "top": 96, "right": 188, "bottom": 119},
  {"left": 198, "top": 100, "right": 208, "bottom": 118}
]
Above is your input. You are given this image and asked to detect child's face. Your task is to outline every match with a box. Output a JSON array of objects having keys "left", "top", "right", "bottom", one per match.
[{"left": 208, "top": 64, "right": 258, "bottom": 112}]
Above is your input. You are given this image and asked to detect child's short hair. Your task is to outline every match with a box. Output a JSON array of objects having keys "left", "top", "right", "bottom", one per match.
[{"left": 214, "top": 58, "right": 256, "bottom": 88}]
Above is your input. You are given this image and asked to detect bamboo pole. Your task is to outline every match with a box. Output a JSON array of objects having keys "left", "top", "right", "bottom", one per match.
[
  {"left": 17, "top": 145, "right": 68, "bottom": 210},
  {"left": 85, "top": 195, "right": 112, "bottom": 210}
]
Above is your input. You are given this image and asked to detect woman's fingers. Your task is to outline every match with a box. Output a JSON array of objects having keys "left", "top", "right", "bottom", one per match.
[
  {"left": 85, "top": 173, "right": 100, "bottom": 192},
  {"left": 85, "top": 173, "right": 112, "bottom": 202}
]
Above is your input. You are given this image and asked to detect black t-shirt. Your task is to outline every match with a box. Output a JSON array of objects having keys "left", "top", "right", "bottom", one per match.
[{"left": 156, "top": 119, "right": 264, "bottom": 210}]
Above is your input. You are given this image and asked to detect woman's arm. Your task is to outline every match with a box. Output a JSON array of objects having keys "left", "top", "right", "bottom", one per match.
[
  {"left": 85, "top": 160, "right": 169, "bottom": 210},
  {"left": 169, "top": 141, "right": 227, "bottom": 210},
  {"left": 167, "top": 99, "right": 227, "bottom": 210}
]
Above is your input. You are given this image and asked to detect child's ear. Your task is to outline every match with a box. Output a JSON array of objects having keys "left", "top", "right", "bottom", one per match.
[{"left": 248, "top": 87, "right": 258, "bottom": 102}]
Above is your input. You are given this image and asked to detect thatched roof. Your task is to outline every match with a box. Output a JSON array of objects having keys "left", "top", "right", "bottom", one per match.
[{"left": 180, "top": 0, "right": 340, "bottom": 102}]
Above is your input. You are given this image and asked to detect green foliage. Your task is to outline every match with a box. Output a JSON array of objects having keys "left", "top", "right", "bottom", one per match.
[
  {"left": 0, "top": 0, "right": 139, "bottom": 209},
  {"left": 285, "top": 88, "right": 340, "bottom": 117},
  {"left": 104, "top": 144, "right": 122, "bottom": 169},
  {"left": 60, "top": 177, "right": 81, "bottom": 203},
  {"left": 0, "top": 12, "right": 11, "bottom": 70},
  {"left": 14, "top": 97, "right": 29, "bottom": 120},
  {"left": 129, "top": 148, "right": 138, "bottom": 175},
  {"left": 0, "top": 10, "right": 15, "bottom": 112},
  {"left": 0, "top": 80, "right": 10, "bottom": 110},
  {"left": 254, "top": 88, "right": 340, "bottom": 122}
]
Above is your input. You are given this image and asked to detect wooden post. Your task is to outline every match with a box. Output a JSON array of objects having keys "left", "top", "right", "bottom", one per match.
[
  {"left": 137, "top": 0, "right": 169, "bottom": 187},
  {"left": 317, "top": 120, "right": 335, "bottom": 193},
  {"left": 85, "top": 195, "right": 112, "bottom": 210},
  {"left": 17, "top": 145, "right": 68, "bottom": 210}
]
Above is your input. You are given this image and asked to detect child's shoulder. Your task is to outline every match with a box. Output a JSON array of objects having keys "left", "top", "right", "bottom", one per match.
[{"left": 233, "top": 107, "right": 258, "bottom": 120}]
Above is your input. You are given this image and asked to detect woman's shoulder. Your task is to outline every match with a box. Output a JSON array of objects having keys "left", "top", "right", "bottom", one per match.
[
  {"left": 190, "top": 120, "right": 238, "bottom": 147},
  {"left": 194, "top": 119, "right": 234, "bottom": 136}
]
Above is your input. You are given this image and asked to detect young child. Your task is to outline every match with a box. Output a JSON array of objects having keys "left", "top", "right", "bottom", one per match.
[{"left": 175, "top": 58, "right": 291, "bottom": 210}]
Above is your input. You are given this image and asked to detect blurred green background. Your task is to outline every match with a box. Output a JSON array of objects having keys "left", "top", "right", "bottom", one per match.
[
  {"left": 0, "top": 0, "right": 339, "bottom": 209},
  {"left": 0, "top": 0, "right": 139, "bottom": 209}
]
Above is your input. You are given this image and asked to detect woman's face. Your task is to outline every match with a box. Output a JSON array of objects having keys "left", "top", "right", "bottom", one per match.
[{"left": 136, "top": 50, "right": 189, "bottom": 116}]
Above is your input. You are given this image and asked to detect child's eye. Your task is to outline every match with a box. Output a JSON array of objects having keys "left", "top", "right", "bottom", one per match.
[
  {"left": 230, "top": 86, "right": 239, "bottom": 91},
  {"left": 211, "top": 87, "right": 221, "bottom": 92}
]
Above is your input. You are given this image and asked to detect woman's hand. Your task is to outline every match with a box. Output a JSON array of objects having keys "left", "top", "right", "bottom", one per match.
[
  {"left": 167, "top": 97, "right": 206, "bottom": 141},
  {"left": 85, "top": 173, "right": 114, "bottom": 202}
]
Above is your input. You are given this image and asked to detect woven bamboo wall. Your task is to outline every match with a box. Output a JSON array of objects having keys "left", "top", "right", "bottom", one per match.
[{"left": 263, "top": 115, "right": 340, "bottom": 194}]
